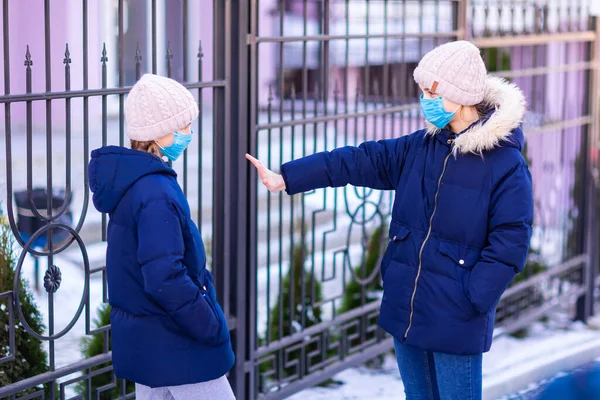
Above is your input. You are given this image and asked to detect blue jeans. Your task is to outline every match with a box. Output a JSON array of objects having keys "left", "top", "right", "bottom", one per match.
[{"left": 394, "top": 339, "right": 482, "bottom": 400}]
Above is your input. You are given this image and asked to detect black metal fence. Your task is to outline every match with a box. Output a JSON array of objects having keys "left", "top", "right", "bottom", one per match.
[{"left": 1, "top": 1, "right": 599, "bottom": 399}]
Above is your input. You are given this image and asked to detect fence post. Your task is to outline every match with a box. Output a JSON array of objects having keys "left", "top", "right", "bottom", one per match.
[
  {"left": 457, "top": 0, "right": 471, "bottom": 41},
  {"left": 588, "top": 15, "right": 600, "bottom": 319},
  {"left": 577, "top": 15, "right": 600, "bottom": 322},
  {"left": 212, "top": 0, "right": 227, "bottom": 318},
  {"left": 227, "top": 0, "right": 253, "bottom": 398}
]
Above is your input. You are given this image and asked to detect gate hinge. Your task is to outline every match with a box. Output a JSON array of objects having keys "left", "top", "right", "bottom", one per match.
[{"left": 246, "top": 34, "right": 256, "bottom": 45}]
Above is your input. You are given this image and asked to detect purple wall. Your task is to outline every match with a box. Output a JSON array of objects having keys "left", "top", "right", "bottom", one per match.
[
  {"left": 513, "top": 42, "right": 588, "bottom": 232},
  {"left": 0, "top": 0, "right": 89, "bottom": 131}
]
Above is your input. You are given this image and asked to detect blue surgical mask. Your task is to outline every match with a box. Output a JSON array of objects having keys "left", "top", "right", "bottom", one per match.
[
  {"left": 156, "top": 131, "right": 193, "bottom": 162},
  {"left": 419, "top": 94, "right": 461, "bottom": 129}
]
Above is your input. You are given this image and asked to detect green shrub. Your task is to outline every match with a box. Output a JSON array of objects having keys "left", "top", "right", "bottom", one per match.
[
  {"left": 338, "top": 225, "right": 385, "bottom": 314},
  {"left": 76, "top": 302, "right": 133, "bottom": 398},
  {"left": 0, "top": 209, "right": 50, "bottom": 397},
  {"left": 259, "top": 229, "right": 328, "bottom": 388},
  {"left": 338, "top": 224, "right": 386, "bottom": 368}
]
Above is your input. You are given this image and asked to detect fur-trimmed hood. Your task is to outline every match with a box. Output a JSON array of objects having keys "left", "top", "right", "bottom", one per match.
[{"left": 426, "top": 76, "right": 527, "bottom": 155}]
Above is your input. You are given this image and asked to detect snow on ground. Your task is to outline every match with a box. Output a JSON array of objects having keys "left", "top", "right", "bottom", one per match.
[{"left": 289, "top": 355, "right": 405, "bottom": 400}]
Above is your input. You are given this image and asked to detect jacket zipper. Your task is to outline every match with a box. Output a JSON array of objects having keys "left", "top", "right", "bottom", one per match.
[{"left": 403, "top": 150, "right": 453, "bottom": 340}]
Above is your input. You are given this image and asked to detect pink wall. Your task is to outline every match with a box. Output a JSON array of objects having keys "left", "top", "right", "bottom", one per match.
[
  {"left": 258, "top": 0, "right": 277, "bottom": 108},
  {"left": 0, "top": 0, "right": 72, "bottom": 131},
  {"left": 512, "top": 42, "right": 588, "bottom": 232}
]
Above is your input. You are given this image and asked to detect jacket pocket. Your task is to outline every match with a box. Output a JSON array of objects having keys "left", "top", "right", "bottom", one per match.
[
  {"left": 438, "top": 241, "right": 481, "bottom": 314},
  {"left": 382, "top": 223, "right": 411, "bottom": 280},
  {"left": 438, "top": 241, "right": 480, "bottom": 270},
  {"left": 199, "top": 284, "right": 230, "bottom": 346},
  {"left": 389, "top": 223, "right": 411, "bottom": 243}
]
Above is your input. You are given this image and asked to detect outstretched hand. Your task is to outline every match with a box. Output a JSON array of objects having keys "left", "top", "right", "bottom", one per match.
[{"left": 245, "top": 154, "right": 286, "bottom": 193}]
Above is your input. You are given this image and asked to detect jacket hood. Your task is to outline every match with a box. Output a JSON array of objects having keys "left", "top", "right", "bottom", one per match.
[
  {"left": 88, "top": 146, "right": 176, "bottom": 213},
  {"left": 426, "top": 76, "right": 528, "bottom": 155}
]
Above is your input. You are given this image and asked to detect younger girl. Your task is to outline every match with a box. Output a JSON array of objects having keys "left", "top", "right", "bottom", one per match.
[{"left": 89, "top": 74, "right": 235, "bottom": 400}]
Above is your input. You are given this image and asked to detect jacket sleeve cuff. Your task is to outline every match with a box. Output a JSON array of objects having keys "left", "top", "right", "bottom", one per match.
[{"left": 280, "top": 163, "right": 292, "bottom": 195}]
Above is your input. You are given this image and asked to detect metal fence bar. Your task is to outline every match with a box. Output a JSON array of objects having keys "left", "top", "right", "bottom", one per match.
[
  {"left": 181, "top": 0, "right": 189, "bottom": 195},
  {"left": 256, "top": 103, "right": 419, "bottom": 130},
  {"left": 197, "top": 42, "right": 204, "bottom": 226},
  {"left": 457, "top": 0, "right": 470, "bottom": 40},
  {"left": 472, "top": 31, "right": 596, "bottom": 48},
  {"left": 498, "top": 287, "right": 586, "bottom": 336},
  {"left": 2, "top": 0, "right": 25, "bottom": 252},
  {"left": 212, "top": 0, "right": 226, "bottom": 328},
  {"left": 490, "top": 61, "right": 594, "bottom": 79},
  {"left": 151, "top": 0, "right": 157, "bottom": 73},
  {"left": 501, "top": 254, "right": 588, "bottom": 298},
  {"left": 525, "top": 116, "right": 592, "bottom": 136},
  {"left": 254, "top": 32, "right": 461, "bottom": 44},
  {"left": 43, "top": 6, "right": 56, "bottom": 393},
  {"left": 278, "top": 0, "right": 289, "bottom": 386},
  {"left": 581, "top": 15, "right": 600, "bottom": 320},
  {"left": 81, "top": 6, "right": 91, "bottom": 357},
  {"left": 0, "top": 81, "right": 226, "bottom": 102},
  {"left": 229, "top": 0, "right": 250, "bottom": 394},
  {"left": 256, "top": 93, "right": 594, "bottom": 134},
  {"left": 221, "top": 0, "right": 233, "bottom": 326},
  {"left": 258, "top": 338, "right": 394, "bottom": 400},
  {"left": 0, "top": 353, "right": 113, "bottom": 398},
  {"left": 252, "top": 300, "right": 381, "bottom": 358},
  {"left": 244, "top": 0, "right": 260, "bottom": 395},
  {"left": 118, "top": 0, "right": 125, "bottom": 147}
]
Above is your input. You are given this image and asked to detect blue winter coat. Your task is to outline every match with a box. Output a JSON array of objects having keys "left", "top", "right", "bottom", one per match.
[
  {"left": 280, "top": 77, "right": 534, "bottom": 355},
  {"left": 88, "top": 146, "right": 234, "bottom": 387}
]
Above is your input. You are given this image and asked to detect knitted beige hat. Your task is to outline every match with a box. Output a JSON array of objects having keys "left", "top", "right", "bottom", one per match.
[
  {"left": 413, "top": 41, "right": 487, "bottom": 106},
  {"left": 125, "top": 74, "right": 199, "bottom": 141}
]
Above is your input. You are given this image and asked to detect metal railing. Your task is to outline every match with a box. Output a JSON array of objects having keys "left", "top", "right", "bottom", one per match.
[{"left": 1, "top": 1, "right": 598, "bottom": 399}]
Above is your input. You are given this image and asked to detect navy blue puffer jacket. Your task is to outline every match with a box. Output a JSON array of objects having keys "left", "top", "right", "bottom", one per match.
[
  {"left": 280, "top": 77, "right": 534, "bottom": 355},
  {"left": 88, "top": 146, "right": 234, "bottom": 387}
]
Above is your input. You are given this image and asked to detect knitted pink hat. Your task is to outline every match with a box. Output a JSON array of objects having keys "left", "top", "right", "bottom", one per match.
[
  {"left": 413, "top": 41, "right": 487, "bottom": 106},
  {"left": 125, "top": 74, "right": 199, "bottom": 141}
]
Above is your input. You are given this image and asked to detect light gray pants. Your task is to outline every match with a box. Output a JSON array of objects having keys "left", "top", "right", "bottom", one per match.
[{"left": 135, "top": 376, "right": 235, "bottom": 400}]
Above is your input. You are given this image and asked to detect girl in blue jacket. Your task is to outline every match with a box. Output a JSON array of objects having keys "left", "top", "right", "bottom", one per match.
[
  {"left": 89, "top": 74, "right": 235, "bottom": 399},
  {"left": 247, "top": 40, "right": 534, "bottom": 399}
]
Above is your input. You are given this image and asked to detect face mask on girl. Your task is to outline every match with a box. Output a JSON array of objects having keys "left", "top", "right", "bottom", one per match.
[
  {"left": 156, "top": 131, "right": 193, "bottom": 162},
  {"left": 419, "top": 94, "right": 462, "bottom": 129}
]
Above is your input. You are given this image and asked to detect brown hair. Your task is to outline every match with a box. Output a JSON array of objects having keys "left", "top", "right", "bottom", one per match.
[
  {"left": 130, "top": 139, "right": 163, "bottom": 158},
  {"left": 475, "top": 103, "right": 491, "bottom": 119}
]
